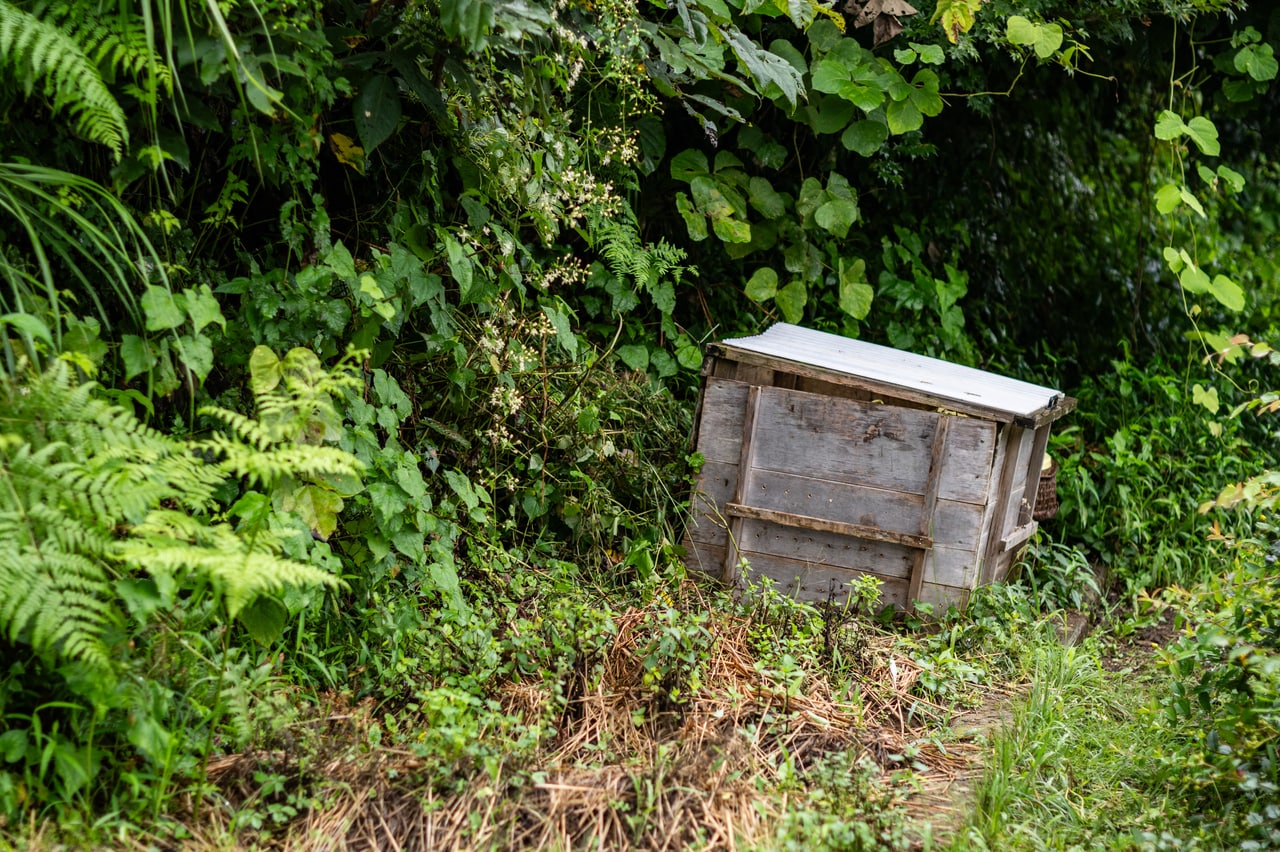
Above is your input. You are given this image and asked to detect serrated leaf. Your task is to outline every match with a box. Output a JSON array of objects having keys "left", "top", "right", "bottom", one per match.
[
  {"left": 775, "top": 280, "right": 807, "bottom": 323},
  {"left": 141, "top": 285, "right": 184, "bottom": 331},
  {"left": 1185, "top": 116, "right": 1220, "bottom": 156},
  {"left": 184, "top": 284, "right": 225, "bottom": 333},
  {"left": 542, "top": 304, "right": 578, "bottom": 356},
  {"left": 238, "top": 595, "right": 288, "bottom": 645},
  {"left": 1209, "top": 275, "right": 1245, "bottom": 312},
  {"left": 842, "top": 119, "right": 889, "bottom": 156},
  {"left": 1154, "top": 110, "right": 1185, "bottom": 141},
  {"left": 745, "top": 267, "right": 779, "bottom": 302},
  {"left": 353, "top": 75, "right": 401, "bottom": 154},
  {"left": 173, "top": 334, "right": 214, "bottom": 381},
  {"left": 286, "top": 484, "right": 343, "bottom": 540}
]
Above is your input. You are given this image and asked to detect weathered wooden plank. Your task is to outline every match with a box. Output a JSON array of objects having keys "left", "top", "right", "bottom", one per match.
[
  {"left": 724, "top": 502, "right": 933, "bottom": 551},
  {"left": 685, "top": 541, "right": 727, "bottom": 576},
  {"left": 922, "top": 546, "right": 982, "bottom": 589},
  {"left": 1000, "top": 521, "right": 1037, "bottom": 555},
  {"left": 693, "top": 379, "right": 750, "bottom": 465},
  {"left": 688, "top": 463, "right": 736, "bottom": 546},
  {"left": 732, "top": 551, "right": 911, "bottom": 610},
  {"left": 908, "top": 417, "right": 951, "bottom": 606},
  {"left": 748, "top": 386, "right": 996, "bottom": 505},
  {"left": 723, "top": 387, "right": 763, "bottom": 581},
  {"left": 737, "top": 468, "right": 984, "bottom": 550},
  {"left": 735, "top": 518, "right": 915, "bottom": 579},
  {"left": 917, "top": 581, "right": 970, "bottom": 612}
]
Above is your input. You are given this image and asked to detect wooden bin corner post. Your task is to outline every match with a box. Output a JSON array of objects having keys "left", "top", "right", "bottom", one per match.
[
  {"left": 721, "top": 385, "right": 762, "bottom": 583},
  {"left": 907, "top": 415, "right": 950, "bottom": 608}
]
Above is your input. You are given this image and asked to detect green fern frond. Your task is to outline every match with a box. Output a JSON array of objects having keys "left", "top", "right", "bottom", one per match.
[
  {"left": 0, "top": 545, "right": 112, "bottom": 669},
  {"left": 0, "top": 0, "right": 128, "bottom": 158},
  {"left": 39, "top": 1, "right": 173, "bottom": 96}
]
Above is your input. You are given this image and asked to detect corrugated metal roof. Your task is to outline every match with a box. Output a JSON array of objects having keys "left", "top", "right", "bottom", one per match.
[{"left": 718, "top": 323, "right": 1065, "bottom": 419}]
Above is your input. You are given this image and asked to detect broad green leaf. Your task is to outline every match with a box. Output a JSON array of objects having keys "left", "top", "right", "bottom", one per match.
[
  {"left": 120, "top": 335, "right": 157, "bottom": 379},
  {"left": 444, "top": 236, "right": 473, "bottom": 301},
  {"left": 1179, "top": 264, "right": 1212, "bottom": 295},
  {"left": 1192, "top": 383, "right": 1220, "bottom": 414},
  {"left": 1209, "top": 275, "right": 1245, "bottom": 311},
  {"left": 748, "top": 177, "right": 787, "bottom": 219},
  {"left": 1179, "top": 187, "right": 1206, "bottom": 218},
  {"left": 440, "top": 0, "right": 494, "bottom": 51},
  {"left": 1185, "top": 116, "right": 1220, "bottom": 156},
  {"left": 1236, "top": 43, "right": 1279, "bottom": 81},
  {"left": 1154, "top": 110, "right": 1185, "bottom": 141},
  {"left": 775, "top": 280, "right": 807, "bottom": 323},
  {"left": 691, "top": 176, "right": 735, "bottom": 219},
  {"left": 712, "top": 216, "right": 752, "bottom": 243},
  {"left": 1154, "top": 183, "right": 1182, "bottom": 214},
  {"left": 725, "top": 31, "right": 803, "bottom": 107},
  {"left": 444, "top": 469, "right": 480, "bottom": 511},
  {"left": 676, "top": 192, "right": 708, "bottom": 240},
  {"left": 184, "top": 285, "right": 225, "bottom": 333},
  {"left": 812, "top": 58, "right": 853, "bottom": 95},
  {"left": 886, "top": 97, "right": 924, "bottom": 134},
  {"left": 909, "top": 69, "right": 944, "bottom": 116},
  {"left": 326, "top": 242, "right": 357, "bottom": 279},
  {"left": 815, "top": 198, "right": 858, "bottom": 238},
  {"left": 1162, "top": 246, "right": 1184, "bottom": 272},
  {"left": 894, "top": 48, "right": 918, "bottom": 65},
  {"left": 796, "top": 178, "right": 825, "bottom": 221},
  {"left": 842, "top": 119, "right": 889, "bottom": 156},
  {"left": 806, "top": 19, "right": 844, "bottom": 53},
  {"left": 617, "top": 344, "right": 648, "bottom": 371},
  {"left": 671, "top": 149, "right": 710, "bottom": 182},
  {"left": 1034, "top": 23, "right": 1063, "bottom": 58},
  {"left": 173, "top": 334, "right": 214, "bottom": 381},
  {"left": 676, "top": 343, "right": 703, "bottom": 370},
  {"left": 1006, "top": 16, "right": 1038, "bottom": 46},
  {"left": 1217, "top": 165, "right": 1245, "bottom": 193},
  {"left": 286, "top": 483, "right": 344, "bottom": 540},
  {"left": 935, "top": 0, "right": 980, "bottom": 44},
  {"left": 838, "top": 258, "right": 873, "bottom": 319},
  {"left": 141, "top": 285, "right": 184, "bottom": 331},
  {"left": 359, "top": 274, "right": 385, "bottom": 299},
  {"left": 913, "top": 43, "right": 946, "bottom": 65},
  {"left": 238, "top": 595, "right": 288, "bottom": 645},
  {"left": 1222, "top": 77, "right": 1261, "bottom": 103},
  {"left": 353, "top": 75, "right": 401, "bottom": 154},
  {"left": 812, "top": 96, "right": 856, "bottom": 134},
  {"left": 745, "top": 267, "right": 779, "bottom": 302}
]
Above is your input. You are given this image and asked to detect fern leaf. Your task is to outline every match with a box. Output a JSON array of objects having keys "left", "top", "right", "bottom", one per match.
[{"left": 0, "top": 0, "right": 127, "bottom": 157}]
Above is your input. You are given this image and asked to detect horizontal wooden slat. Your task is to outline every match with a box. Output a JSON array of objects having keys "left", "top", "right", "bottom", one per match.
[
  {"left": 737, "top": 469, "right": 984, "bottom": 551},
  {"left": 749, "top": 387, "right": 997, "bottom": 505},
  {"left": 731, "top": 551, "right": 911, "bottom": 610},
  {"left": 725, "top": 502, "right": 932, "bottom": 550},
  {"left": 999, "top": 522, "right": 1037, "bottom": 554},
  {"left": 736, "top": 518, "right": 915, "bottom": 579}
]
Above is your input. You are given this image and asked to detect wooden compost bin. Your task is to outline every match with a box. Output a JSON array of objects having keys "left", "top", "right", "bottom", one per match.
[{"left": 684, "top": 323, "right": 1075, "bottom": 611}]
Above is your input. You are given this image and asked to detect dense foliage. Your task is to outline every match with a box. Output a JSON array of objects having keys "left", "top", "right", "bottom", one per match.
[{"left": 1, "top": 0, "right": 1279, "bottom": 845}]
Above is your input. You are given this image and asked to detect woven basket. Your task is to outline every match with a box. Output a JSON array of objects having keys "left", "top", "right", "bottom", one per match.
[{"left": 1033, "top": 457, "right": 1059, "bottom": 521}]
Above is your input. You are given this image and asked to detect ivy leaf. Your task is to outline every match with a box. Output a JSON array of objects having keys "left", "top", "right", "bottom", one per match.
[
  {"left": 238, "top": 595, "right": 288, "bottom": 645},
  {"left": 842, "top": 118, "right": 889, "bottom": 156},
  {"left": 141, "top": 286, "right": 184, "bottom": 331},
  {"left": 1006, "top": 16, "right": 1037, "bottom": 46},
  {"left": 1209, "top": 275, "right": 1245, "bottom": 312},
  {"left": 745, "top": 267, "right": 779, "bottom": 302},
  {"left": 353, "top": 75, "right": 401, "bottom": 154},
  {"left": 1184, "top": 116, "right": 1220, "bottom": 156},
  {"left": 894, "top": 48, "right": 918, "bottom": 65},
  {"left": 812, "top": 58, "right": 854, "bottom": 95},
  {"left": 173, "top": 334, "right": 214, "bottom": 381},
  {"left": 1191, "top": 384, "right": 1220, "bottom": 414},
  {"left": 838, "top": 258, "right": 874, "bottom": 319},
  {"left": 909, "top": 69, "right": 943, "bottom": 116},
  {"left": 1236, "top": 43, "right": 1279, "bottom": 82},
  {"left": 775, "top": 280, "right": 807, "bottom": 323}
]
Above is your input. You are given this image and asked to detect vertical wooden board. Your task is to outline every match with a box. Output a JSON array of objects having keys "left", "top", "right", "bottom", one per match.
[
  {"left": 748, "top": 387, "right": 995, "bottom": 504},
  {"left": 734, "top": 551, "right": 911, "bottom": 610},
  {"left": 694, "top": 379, "right": 750, "bottom": 464},
  {"left": 734, "top": 364, "right": 777, "bottom": 386},
  {"left": 917, "top": 582, "right": 970, "bottom": 612},
  {"left": 687, "top": 460, "right": 738, "bottom": 544},
  {"left": 1019, "top": 424, "right": 1054, "bottom": 514},
  {"left": 999, "top": 425, "right": 1038, "bottom": 533},
  {"left": 737, "top": 518, "right": 915, "bottom": 578},
  {"left": 922, "top": 546, "right": 981, "bottom": 589},
  {"left": 685, "top": 541, "right": 727, "bottom": 576}
]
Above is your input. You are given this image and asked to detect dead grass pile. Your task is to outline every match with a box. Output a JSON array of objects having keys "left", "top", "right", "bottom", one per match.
[{"left": 195, "top": 603, "right": 977, "bottom": 850}]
